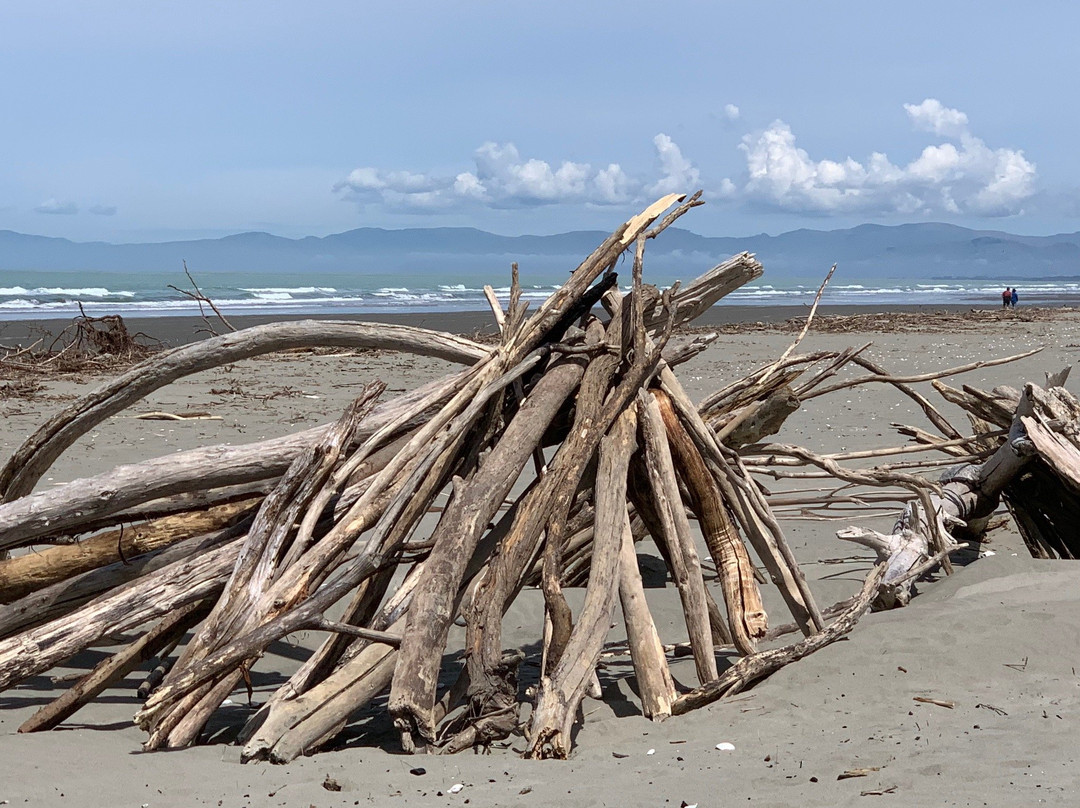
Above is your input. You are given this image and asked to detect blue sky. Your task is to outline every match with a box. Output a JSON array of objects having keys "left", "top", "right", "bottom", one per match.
[{"left": 2, "top": 1, "right": 1077, "bottom": 242}]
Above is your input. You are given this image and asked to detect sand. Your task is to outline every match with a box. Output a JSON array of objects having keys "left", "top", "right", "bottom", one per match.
[{"left": 2, "top": 306, "right": 1080, "bottom": 806}]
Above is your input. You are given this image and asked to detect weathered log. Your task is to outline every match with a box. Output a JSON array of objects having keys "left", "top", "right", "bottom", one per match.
[
  {"left": 636, "top": 390, "right": 718, "bottom": 682},
  {"left": 18, "top": 600, "right": 212, "bottom": 732},
  {"left": 653, "top": 388, "right": 767, "bottom": 654},
  {"left": 136, "top": 348, "right": 549, "bottom": 734},
  {"left": 265, "top": 639, "right": 398, "bottom": 763},
  {"left": 616, "top": 508, "right": 675, "bottom": 720},
  {"left": 0, "top": 539, "right": 239, "bottom": 691},
  {"left": 838, "top": 384, "right": 1044, "bottom": 606},
  {"left": 513, "top": 193, "right": 687, "bottom": 356},
  {"left": 647, "top": 252, "right": 763, "bottom": 331},
  {"left": 0, "top": 526, "right": 242, "bottom": 639},
  {"left": 671, "top": 565, "right": 883, "bottom": 715},
  {"left": 527, "top": 408, "right": 638, "bottom": 759},
  {"left": 539, "top": 319, "right": 620, "bottom": 678},
  {"left": 715, "top": 385, "right": 801, "bottom": 449},
  {"left": 0, "top": 367, "right": 475, "bottom": 552},
  {"left": 242, "top": 489, "right": 530, "bottom": 760},
  {"left": 0, "top": 430, "right": 406, "bottom": 639},
  {"left": 658, "top": 371, "right": 823, "bottom": 633},
  {"left": 0, "top": 498, "right": 259, "bottom": 604},
  {"left": 386, "top": 352, "right": 588, "bottom": 749},
  {"left": 144, "top": 389, "right": 384, "bottom": 749},
  {"left": 390, "top": 219, "right": 687, "bottom": 752}
]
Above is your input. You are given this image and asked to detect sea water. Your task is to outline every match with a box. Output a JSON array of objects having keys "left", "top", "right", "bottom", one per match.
[{"left": 1, "top": 271, "right": 1079, "bottom": 320}]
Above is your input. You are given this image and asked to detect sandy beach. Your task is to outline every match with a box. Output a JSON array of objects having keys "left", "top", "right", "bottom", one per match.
[
  {"left": 1, "top": 301, "right": 1066, "bottom": 347},
  {"left": 2, "top": 304, "right": 1079, "bottom": 807}
]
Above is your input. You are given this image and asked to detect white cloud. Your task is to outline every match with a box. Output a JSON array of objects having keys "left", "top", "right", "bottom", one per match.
[
  {"left": 336, "top": 136, "right": 699, "bottom": 210},
  {"left": 35, "top": 198, "right": 78, "bottom": 215},
  {"left": 731, "top": 99, "right": 1036, "bottom": 217},
  {"left": 334, "top": 101, "right": 1033, "bottom": 221},
  {"left": 593, "top": 163, "right": 634, "bottom": 204},
  {"left": 471, "top": 142, "right": 592, "bottom": 203},
  {"left": 647, "top": 134, "right": 701, "bottom": 197},
  {"left": 453, "top": 171, "right": 487, "bottom": 200},
  {"left": 904, "top": 98, "right": 969, "bottom": 138},
  {"left": 88, "top": 203, "right": 117, "bottom": 216}
]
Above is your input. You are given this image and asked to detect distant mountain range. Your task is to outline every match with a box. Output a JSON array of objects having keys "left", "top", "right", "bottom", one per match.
[{"left": 2, "top": 222, "right": 1079, "bottom": 283}]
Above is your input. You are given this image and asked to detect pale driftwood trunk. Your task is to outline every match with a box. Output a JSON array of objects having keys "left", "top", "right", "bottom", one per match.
[
  {"left": 714, "top": 385, "right": 801, "bottom": 448},
  {"left": 539, "top": 319, "right": 620, "bottom": 678},
  {"left": 644, "top": 252, "right": 763, "bottom": 332},
  {"left": 839, "top": 380, "right": 1080, "bottom": 606},
  {"left": 145, "top": 391, "right": 383, "bottom": 749},
  {"left": 384, "top": 354, "right": 588, "bottom": 749},
  {"left": 636, "top": 390, "right": 718, "bottom": 683},
  {"left": 0, "top": 527, "right": 242, "bottom": 639},
  {"left": 242, "top": 620, "right": 402, "bottom": 763},
  {"left": 617, "top": 508, "right": 675, "bottom": 721},
  {"left": 265, "top": 642, "right": 398, "bottom": 763},
  {"left": 527, "top": 408, "right": 637, "bottom": 759},
  {"left": 0, "top": 367, "right": 476, "bottom": 552},
  {"left": 0, "top": 540, "right": 238, "bottom": 691},
  {"left": 658, "top": 369, "right": 823, "bottom": 633},
  {"left": 652, "top": 388, "right": 766, "bottom": 655}
]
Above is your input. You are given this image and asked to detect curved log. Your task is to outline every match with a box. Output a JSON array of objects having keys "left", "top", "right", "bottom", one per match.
[{"left": 0, "top": 320, "right": 487, "bottom": 501}]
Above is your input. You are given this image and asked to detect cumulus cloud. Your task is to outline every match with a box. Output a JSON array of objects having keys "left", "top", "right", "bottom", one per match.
[
  {"left": 35, "top": 198, "right": 78, "bottom": 215},
  {"left": 903, "top": 98, "right": 969, "bottom": 138},
  {"left": 723, "top": 103, "right": 740, "bottom": 121},
  {"left": 731, "top": 99, "right": 1036, "bottom": 217},
  {"left": 88, "top": 203, "right": 118, "bottom": 216},
  {"left": 335, "top": 135, "right": 699, "bottom": 211},
  {"left": 647, "top": 134, "right": 700, "bottom": 196}
]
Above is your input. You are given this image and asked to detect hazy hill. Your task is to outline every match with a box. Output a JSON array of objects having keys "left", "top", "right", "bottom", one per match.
[{"left": 2, "top": 223, "right": 1078, "bottom": 282}]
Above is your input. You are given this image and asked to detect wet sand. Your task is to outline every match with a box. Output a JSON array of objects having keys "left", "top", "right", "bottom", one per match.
[
  {"left": 0, "top": 301, "right": 1059, "bottom": 347},
  {"left": 1, "top": 307, "right": 1079, "bottom": 806}
]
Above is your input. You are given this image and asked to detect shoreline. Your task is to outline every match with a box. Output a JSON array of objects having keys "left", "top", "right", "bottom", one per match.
[{"left": 0, "top": 301, "right": 1069, "bottom": 346}]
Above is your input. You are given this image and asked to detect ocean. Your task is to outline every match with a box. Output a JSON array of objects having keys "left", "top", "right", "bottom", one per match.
[{"left": 1, "top": 270, "right": 1079, "bottom": 320}]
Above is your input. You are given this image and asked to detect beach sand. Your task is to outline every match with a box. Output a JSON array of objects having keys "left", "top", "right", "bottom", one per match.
[{"left": 2, "top": 306, "right": 1079, "bottom": 806}]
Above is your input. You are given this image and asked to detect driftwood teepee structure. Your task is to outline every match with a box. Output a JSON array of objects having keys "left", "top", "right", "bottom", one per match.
[{"left": 1, "top": 192, "right": 1079, "bottom": 762}]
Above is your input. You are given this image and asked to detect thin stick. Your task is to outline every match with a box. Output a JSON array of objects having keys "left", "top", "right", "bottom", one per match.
[
  {"left": 312, "top": 619, "right": 402, "bottom": 647},
  {"left": 803, "top": 347, "right": 1043, "bottom": 399},
  {"left": 759, "top": 263, "right": 837, "bottom": 385},
  {"left": 744, "top": 430, "right": 1005, "bottom": 464}
]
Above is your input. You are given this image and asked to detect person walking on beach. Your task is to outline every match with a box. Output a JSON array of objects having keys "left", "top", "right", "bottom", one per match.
[
  {"left": 1011, "top": 287, "right": 1019, "bottom": 307},
  {"left": 1002, "top": 287, "right": 1012, "bottom": 308}
]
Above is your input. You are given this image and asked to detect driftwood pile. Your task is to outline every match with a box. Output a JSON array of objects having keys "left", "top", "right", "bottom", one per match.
[
  {"left": 1, "top": 193, "right": 1080, "bottom": 763},
  {"left": 0, "top": 306, "right": 157, "bottom": 379}
]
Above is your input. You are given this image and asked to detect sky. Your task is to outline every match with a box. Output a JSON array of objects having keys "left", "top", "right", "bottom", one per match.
[{"left": 2, "top": 0, "right": 1079, "bottom": 243}]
